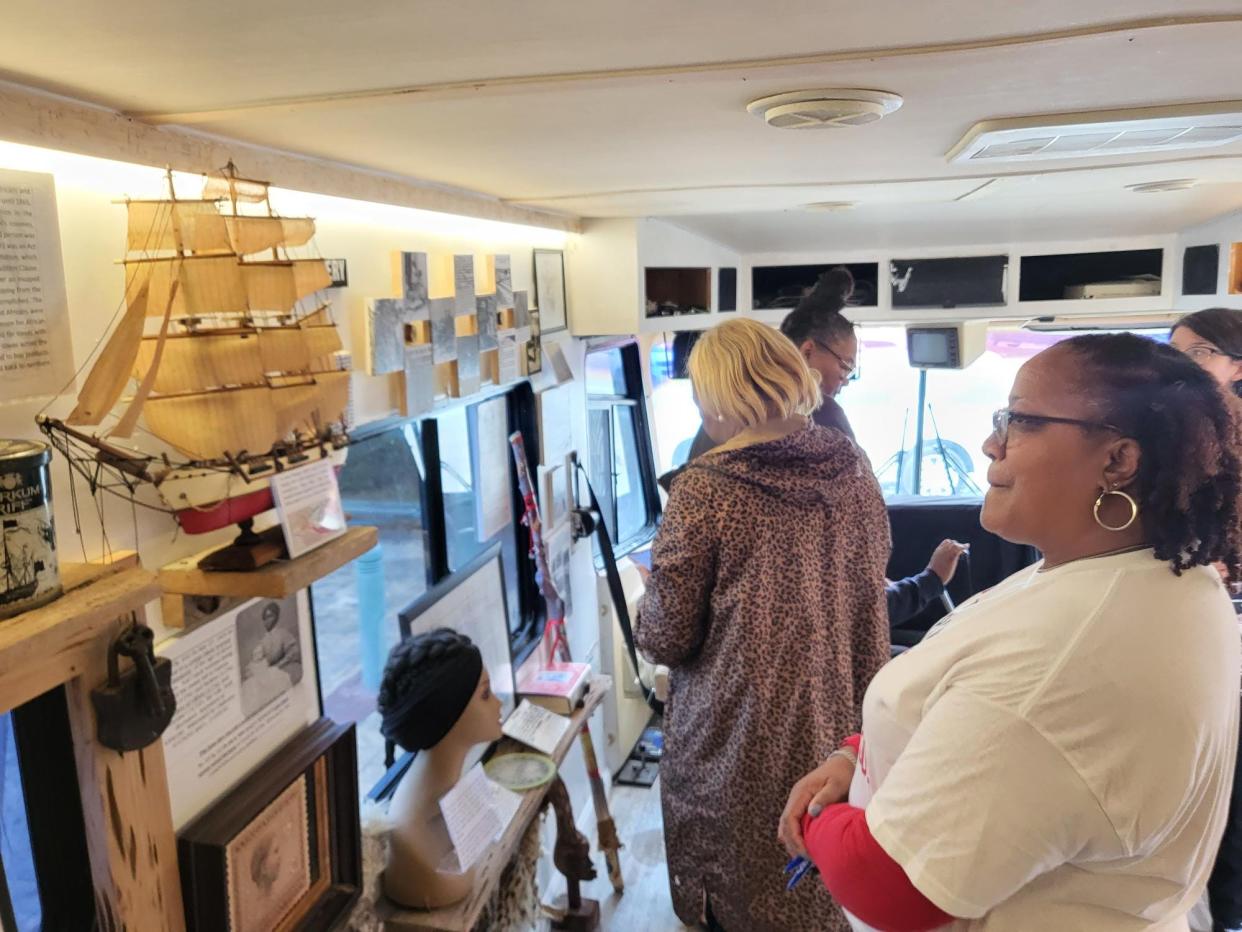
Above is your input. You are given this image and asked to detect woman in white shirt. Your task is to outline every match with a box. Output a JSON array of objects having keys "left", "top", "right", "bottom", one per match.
[{"left": 779, "top": 333, "right": 1242, "bottom": 931}]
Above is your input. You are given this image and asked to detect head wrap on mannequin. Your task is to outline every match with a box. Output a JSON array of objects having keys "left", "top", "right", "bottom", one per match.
[{"left": 378, "top": 628, "right": 483, "bottom": 767}]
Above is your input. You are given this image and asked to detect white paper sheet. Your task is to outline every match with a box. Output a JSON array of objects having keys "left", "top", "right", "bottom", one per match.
[
  {"left": 439, "top": 763, "right": 523, "bottom": 871},
  {"left": 502, "top": 699, "right": 572, "bottom": 755},
  {"left": 474, "top": 395, "right": 512, "bottom": 541},
  {"left": 270, "top": 459, "right": 347, "bottom": 558},
  {"left": 0, "top": 169, "right": 74, "bottom": 403}
]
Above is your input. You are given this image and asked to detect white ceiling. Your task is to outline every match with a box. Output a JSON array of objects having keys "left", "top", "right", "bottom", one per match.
[{"left": 5, "top": 1, "right": 1242, "bottom": 248}]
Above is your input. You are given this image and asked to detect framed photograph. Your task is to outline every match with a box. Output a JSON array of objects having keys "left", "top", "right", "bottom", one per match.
[
  {"left": 179, "top": 719, "right": 361, "bottom": 932},
  {"left": 398, "top": 543, "right": 516, "bottom": 734},
  {"left": 533, "top": 249, "right": 568, "bottom": 334},
  {"left": 226, "top": 776, "right": 311, "bottom": 931},
  {"left": 546, "top": 523, "right": 573, "bottom": 618},
  {"left": 159, "top": 591, "right": 322, "bottom": 829},
  {"left": 324, "top": 258, "right": 348, "bottom": 288},
  {"left": 525, "top": 305, "right": 543, "bottom": 375}
]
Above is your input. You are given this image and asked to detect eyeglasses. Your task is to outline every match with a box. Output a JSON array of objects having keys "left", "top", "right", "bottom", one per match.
[
  {"left": 1181, "top": 344, "right": 1238, "bottom": 363},
  {"left": 991, "top": 408, "right": 1118, "bottom": 448},
  {"left": 812, "top": 339, "right": 859, "bottom": 381}
]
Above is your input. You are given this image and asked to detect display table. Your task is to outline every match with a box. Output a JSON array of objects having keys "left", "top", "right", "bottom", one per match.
[{"left": 377, "top": 679, "right": 610, "bottom": 932}]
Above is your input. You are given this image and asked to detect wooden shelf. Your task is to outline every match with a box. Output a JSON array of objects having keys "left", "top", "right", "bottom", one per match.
[
  {"left": 158, "top": 525, "right": 378, "bottom": 599},
  {"left": 0, "top": 554, "right": 158, "bottom": 714},
  {"left": 379, "top": 678, "right": 611, "bottom": 932}
]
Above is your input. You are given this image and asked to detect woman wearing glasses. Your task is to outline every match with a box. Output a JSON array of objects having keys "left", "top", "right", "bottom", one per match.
[
  {"left": 684, "top": 268, "right": 858, "bottom": 463},
  {"left": 779, "top": 333, "right": 1242, "bottom": 931},
  {"left": 1173, "top": 307, "right": 1242, "bottom": 932},
  {"left": 1172, "top": 307, "right": 1242, "bottom": 397},
  {"left": 638, "top": 318, "right": 890, "bottom": 932}
]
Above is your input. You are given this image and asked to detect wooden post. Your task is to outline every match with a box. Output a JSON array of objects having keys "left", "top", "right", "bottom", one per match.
[{"left": 64, "top": 607, "right": 185, "bottom": 932}]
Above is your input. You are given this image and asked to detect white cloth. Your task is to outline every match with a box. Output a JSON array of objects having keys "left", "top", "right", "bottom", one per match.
[{"left": 850, "top": 550, "right": 1239, "bottom": 931}]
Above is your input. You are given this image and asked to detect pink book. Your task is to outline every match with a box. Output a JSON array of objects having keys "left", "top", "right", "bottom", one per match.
[{"left": 517, "top": 662, "right": 590, "bottom": 714}]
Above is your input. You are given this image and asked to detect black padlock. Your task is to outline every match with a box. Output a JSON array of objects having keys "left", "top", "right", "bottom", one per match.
[{"left": 91, "top": 620, "right": 176, "bottom": 753}]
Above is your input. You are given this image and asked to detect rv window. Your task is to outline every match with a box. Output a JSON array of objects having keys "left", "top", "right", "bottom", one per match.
[
  {"left": 649, "top": 334, "right": 706, "bottom": 473},
  {"left": 585, "top": 343, "right": 659, "bottom": 555},
  {"left": 435, "top": 402, "right": 523, "bottom": 644},
  {"left": 310, "top": 384, "right": 543, "bottom": 800},
  {"left": 309, "top": 419, "right": 433, "bottom": 794}
]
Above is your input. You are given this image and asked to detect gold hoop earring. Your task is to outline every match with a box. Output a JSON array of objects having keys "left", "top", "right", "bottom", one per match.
[{"left": 1094, "top": 489, "right": 1139, "bottom": 532}]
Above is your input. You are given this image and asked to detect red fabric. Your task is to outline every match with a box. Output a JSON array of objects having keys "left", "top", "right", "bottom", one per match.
[{"left": 802, "top": 805, "right": 954, "bottom": 932}]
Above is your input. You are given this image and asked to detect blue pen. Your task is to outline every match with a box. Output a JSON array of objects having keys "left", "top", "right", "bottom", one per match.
[{"left": 786, "top": 859, "right": 813, "bottom": 891}]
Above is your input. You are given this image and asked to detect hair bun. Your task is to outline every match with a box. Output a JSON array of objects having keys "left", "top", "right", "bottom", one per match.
[
  {"left": 820, "top": 266, "right": 855, "bottom": 300},
  {"left": 797, "top": 266, "right": 855, "bottom": 316}
]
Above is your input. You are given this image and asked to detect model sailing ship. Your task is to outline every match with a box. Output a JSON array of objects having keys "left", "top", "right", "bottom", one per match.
[{"left": 38, "top": 164, "right": 350, "bottom": 557}]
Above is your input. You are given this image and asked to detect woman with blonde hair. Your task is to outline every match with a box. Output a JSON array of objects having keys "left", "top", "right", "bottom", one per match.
[{"left": 637, "top": 318, "right": 891, "bottom": 931}]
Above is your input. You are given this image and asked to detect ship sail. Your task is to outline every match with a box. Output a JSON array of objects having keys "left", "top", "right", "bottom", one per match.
[
  {"left": 132, "top": 322, "right": 342, "bottom": 394},
  {"left": 126, "top": 256, "right": 332, "bottom": 317},
  {"left": 225, "top": 217, "right": 316, "bottom": 256},
  {"left": 143, "top": 386, "right": 277, "bottom": 460},
  {"left": 127, "top": 200, "right": 230, "bottom": 254},
  {"left": 257, "top": 324, "right": 342, "bottom": 372},
  {"left": 143, "top": 372, "right": 350, "bottom": 460},
  {"left": 65, "top": 282, "right": 150, "bottom": 426},
  {"left": 133, "top": 331, "right": 265, "bottom": 395}
]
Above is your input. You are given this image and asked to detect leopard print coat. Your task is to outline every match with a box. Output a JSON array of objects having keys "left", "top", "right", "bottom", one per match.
[{"left": 637, "top": 424, "right": 891, "bottom": 932}]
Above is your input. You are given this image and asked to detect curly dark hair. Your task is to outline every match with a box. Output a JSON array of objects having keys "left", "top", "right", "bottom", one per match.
[
  {"left": 1172, "top": 307, "right": 1242, "bottom": 397},
  {"left": 1061, "top": 333, "right": 1242, "bottom": 578},
  {"left": 376, "top": 627, "right": 478, "bottom": 720}
]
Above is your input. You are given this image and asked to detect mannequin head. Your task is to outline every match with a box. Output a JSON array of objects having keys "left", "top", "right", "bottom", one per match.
[{"left": 378, "top": 628, "right": 503, "bottom": 762}]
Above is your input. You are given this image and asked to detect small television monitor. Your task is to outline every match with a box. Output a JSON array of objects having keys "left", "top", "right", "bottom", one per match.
[{"left": 906, "top": 322, "right": 988, "bottom": 369}]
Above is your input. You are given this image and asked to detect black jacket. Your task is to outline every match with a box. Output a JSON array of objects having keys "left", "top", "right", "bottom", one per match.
[{"left": 885, "top": 569, "right": 943, "bottom": 629}]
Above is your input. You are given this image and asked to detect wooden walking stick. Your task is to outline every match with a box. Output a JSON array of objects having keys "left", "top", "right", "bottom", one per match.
[{"left": 509, "top": 430, "right": 625, "bottom": 893}]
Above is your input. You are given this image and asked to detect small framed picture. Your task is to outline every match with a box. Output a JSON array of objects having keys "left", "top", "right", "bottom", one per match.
[
  {"left": 324, "top": 258, "right": 348, "bottom": 288},
  {"left": 533, "top": 249, "right": 568, "bottom": 334},
  {"left": 526, "top": 305, "right": 543, "bottom": 375},
  {"left": 178, "top": 720, "right": 361, "bottom": 932}
]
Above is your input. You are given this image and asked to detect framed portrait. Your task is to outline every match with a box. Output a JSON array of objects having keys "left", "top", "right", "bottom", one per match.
[
  {"left": 525, "top": 305, "right": 543, "bottom": 375},
  {"left": 324, "top": 258, "right": 348, "bottom": 289},
  {"left": 533, "top": 249, "right": 568, "bottom": 334},
  {"left": 159, "top": 591, "right": 322, "bottom": 829},
  {"left": 178, "top": 719, "right": 361, "bottom": 932},
  {"left": 396, "top": 545, "right": 516, "bottom": 761}
]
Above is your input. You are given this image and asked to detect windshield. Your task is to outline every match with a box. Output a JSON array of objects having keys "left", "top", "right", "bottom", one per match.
[{"left": 649, "top": 325, "right": 1170, "bottom": 498}]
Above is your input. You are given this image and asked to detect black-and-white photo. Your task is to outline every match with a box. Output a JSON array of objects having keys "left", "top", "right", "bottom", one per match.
[
  {"left": 235, "top": 595, "right": 303, "bottom": 718},
  {"left": 324, "top": 258, "right": 348, "bottom": 288}
]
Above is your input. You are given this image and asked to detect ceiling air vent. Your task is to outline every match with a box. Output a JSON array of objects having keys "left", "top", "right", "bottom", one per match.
[
  {"left": 948, "top": 102, "right": 1242, "bottom": 163},
  {"left": 747, "top": 90, "right": 903, "bottom": 130}
]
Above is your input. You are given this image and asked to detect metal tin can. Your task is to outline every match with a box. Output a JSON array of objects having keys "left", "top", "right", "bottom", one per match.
[{"left": 0, "top": 439, "right": 61, "bottom": 619}]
